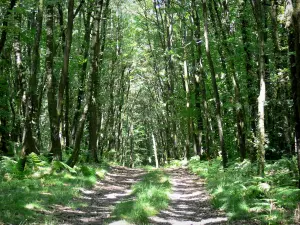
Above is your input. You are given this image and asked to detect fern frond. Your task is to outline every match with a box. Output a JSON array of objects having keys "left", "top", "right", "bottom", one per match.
[{"left": 51, "top": 161, "right": 77, "bottom": 174}]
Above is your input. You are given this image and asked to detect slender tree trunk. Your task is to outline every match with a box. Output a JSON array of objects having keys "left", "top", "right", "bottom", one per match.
[
  {"left": 22, "top": 0, "right": 44, "bottom": 155},
  {"left": 0, "top": 65, "right": 10, "bottom": 155},
  {"left": 58, "top": 0, "right": 75, "bottom": 145},
  {"left": 291, "top": 0, "right": 300, "bottom": 187},
  {"left": 212, "top": 0, "right": 246, "bottom": 161},
  {"left": 58, "top": 0, "right": 75, "bottom": 151},
  {"left": 88, "top": 0, "right": 104, "bottom": 163},
  {"left": 13, "top": 32, "right": 35, "bottom": 157},
  {"left": 130, "top": 123, "right": 134, "bottom": 168},
  {"left": 191, "top": 0, "right": 210, "bottom": 157},
  {"left": 183, "top": 58, "right": 191, "bottom": 160},
  {"left": 152, "top": 133, "right": 159, "bottom": 168},
  {"left": 240, "top": 1, "right": 257, "bottom": 162},
  {"left": 67, "top": 104, "right": 89, "bottom": 167},
  {"left": 252, "top": 0, "right": 266, "bottom": 176},
  {"left": 202, "top": 0, "right": 227, "bottom": 168},
  {"left": 46, "top": 2, "right": 62, "bottom": 160},
  {"left": 72, "top": 8, "right": 92, "bottom": 143}
]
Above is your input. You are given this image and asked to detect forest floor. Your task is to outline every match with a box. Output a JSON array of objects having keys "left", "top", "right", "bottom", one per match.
[{"left": 54, "top": 166, "right": 259, "bottom": 225}]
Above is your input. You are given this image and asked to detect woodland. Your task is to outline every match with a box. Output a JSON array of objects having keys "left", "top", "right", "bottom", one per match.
[{"left": 1, "top": 0, "right": 300, "bottom": 224}]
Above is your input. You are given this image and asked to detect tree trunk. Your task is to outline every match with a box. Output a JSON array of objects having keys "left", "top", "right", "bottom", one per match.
[
  {"left": 191, "top": 0, "right": 209, "bottom": 157},
  {"left": 46, "top": 2, "right": 62, "bottom": 160},
  {"left": 67, "top": 104, "right": 89, "bottom": 167},
  {"left": 291, "top": 0, "right": 300, "bottom": 187},
  {"left": 240, "top": 1, "right": 257, "bottom": 162},
  {"left": 212, "top": 0, "right": 246, "bottom": 161},
  {"left": 252, "top": 0, "right": 266, "bottom": 176},
  {"left": 23, "top": 0, "right": 44, "bottom": 155},
  {"left": 130, "top": 123, "right": 134, "bottom": 168},
  {"left": 202, "top": 0, "right": 227, "bottom": 168},
  {"left": 57, "top": 0, "right": 75, "bottom": 150},
  {"left": 72, "top": 7, "right": 92, "bottom": 143},
  {"left": 88, "top": 0, "right": 103, "bottom": 163},
  {"left": 152, "top": 133, "right": 159, "bottom": 168}
]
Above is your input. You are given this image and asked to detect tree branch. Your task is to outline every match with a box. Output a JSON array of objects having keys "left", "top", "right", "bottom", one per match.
[{"left": 74, "top": 0, "right": 85, "bottom": 19}]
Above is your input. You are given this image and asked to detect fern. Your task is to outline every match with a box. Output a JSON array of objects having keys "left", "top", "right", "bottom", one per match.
[
  {"left": 51, "top": 161, "right": 77, "bottom": 174},
  {"left": 0, "top": 156, "right": 22, "bottom": 180},
  {"left": 26, "top": 153, "right": 47, "bottom": 170},
  {"left": 81, "top": 165, "right": 96, "bottom": 177}
]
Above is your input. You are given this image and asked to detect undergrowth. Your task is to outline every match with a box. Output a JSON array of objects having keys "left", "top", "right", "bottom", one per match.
[
  {"left": 0, "top": 153, "right": 108, "bottom": 224},
  {"left": 188, "top": 156, "right": 300, "bottom": 225},
  {"left": 113, "top": 169, "right": 171, "bottom": 224}
]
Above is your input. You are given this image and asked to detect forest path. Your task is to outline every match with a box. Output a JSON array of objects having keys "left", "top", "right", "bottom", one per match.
[
  {"left": 54, "top": 166, "right": 145, "bottom": 225},
  {"left": 149, "top": 168, "right": 229, "bottom": 225},
  {"left": 54, "top": 166, "right": 256, "bottom": 225}
]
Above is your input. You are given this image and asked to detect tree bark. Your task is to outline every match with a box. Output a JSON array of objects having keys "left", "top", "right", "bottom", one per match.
[
  {"left": 72, "top": 6, "right": 92, "bottom": 143},
  {"left": 251, "top": 0, "right": 267, "bottom": 176},
  {"left": 291, "top": 0, "right": 300, "bottom": 187},
  {"left": 240, "top": 1, "right": 257, "bottom": 162},
  {"left": 58, "top": 0, "right": 75, "bottom": 151},
  {"left": 191, "top": 0, "right": 210, "bottom": 157},
  {"left": 22, "top": 0, "right": 44, "bottom": 155},
  {"left": 152, "top": 133, "right": 159, "bottom": 168},
  {"left": 211, "top": 0, "right": 246, "bottom": 161},
  {"left": 202, "top": 0, "right": 227, "bottom": 168},
  {"left": 67, "top": 104, "right": 89, "bottom": 167},
  {"left": 46, "top": 2, "right": 62, "bottom": 160}
]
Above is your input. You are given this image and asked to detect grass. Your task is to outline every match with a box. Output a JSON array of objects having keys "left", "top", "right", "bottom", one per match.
[
  {"left": 188, "top": 156, "right": 300, "bottom": 225},
  {"left": 113, "top": 169, "right": 171, "bottom": 224},
  {"left": 0, "top": 154, "right": 108, "bottom": 224}
]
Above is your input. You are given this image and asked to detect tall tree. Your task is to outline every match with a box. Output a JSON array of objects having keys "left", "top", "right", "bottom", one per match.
[
  {"left": 22, "top": 0, "right": 44, "bottom": 156},
  {"left": 252, "top": 0, "right": 267, "bottom": 176},
  {"left": 46, "top": 1, "right": 62, "bottom": 160},
  {"left": 202, "top": 0, "right": 227, "bottom": 168}
]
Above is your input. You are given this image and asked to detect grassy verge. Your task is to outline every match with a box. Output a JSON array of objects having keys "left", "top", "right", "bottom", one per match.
[
  {"left": 113, "top": 169, "right": 171, "bottom": 224},
  {"left": 188, "top": 156, "right": 300, "bottom": 225},
  {"left": 0, "top": 154, "right": 108, "bottom": 224}
]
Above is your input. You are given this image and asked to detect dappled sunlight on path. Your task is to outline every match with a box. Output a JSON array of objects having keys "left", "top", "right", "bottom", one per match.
[
  {"left": 54, "top": 166, "right": 145, "bottom": 225},
  {"left": 149, "top": 168, "right": 228, "bottom": 225},
  {"left": 54, "top": 167, "right": 259, "bottom": 225}
]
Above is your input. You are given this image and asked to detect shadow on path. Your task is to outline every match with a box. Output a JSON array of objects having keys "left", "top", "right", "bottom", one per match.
[
  {"left": 54, "top": 167, "right": 259, "bottom": 225},
  {"left": 147, "top": 168, "right": 227, "bottom": 225},
  {"left": 149, "top": 168, "right": 259, "bottom": 225},
  {"left": 54, "top": 166, "right": 145, "bottom": 225}
]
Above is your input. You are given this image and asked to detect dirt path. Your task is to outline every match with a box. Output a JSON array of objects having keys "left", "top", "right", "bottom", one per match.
[
  {"left": 54, "top": 166, "right": 145, "bottom": 225},
  {"left": 55, "top": 167, "right": 258, "bottom": 225},
  {"left": 148, "top": 168, "right": 228, "bottom": 225},
  {"left": 150, "top": 168, "right": 259, "bottom": 225}
]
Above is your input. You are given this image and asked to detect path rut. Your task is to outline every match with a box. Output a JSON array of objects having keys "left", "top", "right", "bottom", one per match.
[
  {"left": 54, "top": 166, "right": 145, "bottom": 225},
  {"left": 149, "top": 168, "right": 228, "bottom": 225}
]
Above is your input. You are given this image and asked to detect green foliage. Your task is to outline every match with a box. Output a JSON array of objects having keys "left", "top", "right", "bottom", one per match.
[
  {"left": 51, "top": 160, "right": 77, "bottom": 174},
  {"left": 26, "top": 153, "right": 48, "bottom": 170},
  {"left": 0, "top": 156, "right": 22, "bottom": 180},
  {"left": 165, "top": 159, "right": 189, "bottom": 168},
  {"left": 113, "top": 170, "right": 171, "bottom": 224},
  {"left": 0, "top": 156, "right": 108, "bottom": 224},
  {"left": 188, "top": 158, "right": 300, "bottom": 224},
  {"left": 80, "top": 165, "right": 96, "bottom": 177}
]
